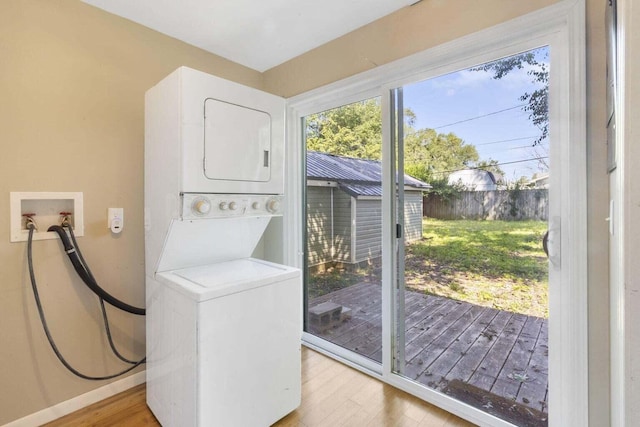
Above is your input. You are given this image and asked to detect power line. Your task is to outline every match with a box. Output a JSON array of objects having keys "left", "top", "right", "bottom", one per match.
[
  {"left": 483, "top": 144, "right": 535, "bottom": 155},
  {"left": 474, "top": 136, "right": 538, "bottom": 146},
  {"left": 430, "top": 156, "right": 548, "bottom": 175},
  {"left": 493, "top": 156, "right": 548, "bottom": 167},
  {"left": 433, "top": 104, "right": 527, "bottom": 130}
]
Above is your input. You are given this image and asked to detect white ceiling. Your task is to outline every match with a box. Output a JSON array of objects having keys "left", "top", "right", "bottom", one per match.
[{"left": 82, "top": 0, "right": 415, "bottom": 72}]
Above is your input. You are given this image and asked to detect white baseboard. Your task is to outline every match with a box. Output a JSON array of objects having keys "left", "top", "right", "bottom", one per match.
[{"left": 3, "top": 371, "right": 146, "bottom": 427}]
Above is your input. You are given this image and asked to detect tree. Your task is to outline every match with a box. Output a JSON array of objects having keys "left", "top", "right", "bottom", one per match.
[
  {"left": 305, "top": 100, "right": 481, "bottom": 184},
  {"left": 403, "top": 128, "right": 479, "bottom": 183},
  {"left": 475, "top": 159, "right": 505, "bottom": 179},
  {"left": 474, "top": 47, "right": 549, "bottom": 147},
  {"left": 305, "top": 99, "right": 382, "bottom": 159}
]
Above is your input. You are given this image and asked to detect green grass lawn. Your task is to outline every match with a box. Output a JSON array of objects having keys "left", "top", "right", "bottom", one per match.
[
  {"left": 406, "top": 218, "right": 548, "bottom": 318},
  {"left": 308, "top": 218, "right": 549, "bottom": 318}
]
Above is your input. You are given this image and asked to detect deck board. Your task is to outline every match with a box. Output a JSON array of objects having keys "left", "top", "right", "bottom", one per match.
[
  {"left": 516, "top": 315, "right": 549, "bottom": 412},
  {"left": 492, "top": 315, "right": 544, "bottom": 404},
  {"left": 468, "top": 312, "right": 527, "bottom": 391},
  {"left": 427, "top": 306, "right": 499, "bottom": 380},
  {"left": 405, "top": 304, "right": 485, "bottom": 383},
  {"left": 309, "top": 282, "right": 549, "bottom": 416}
]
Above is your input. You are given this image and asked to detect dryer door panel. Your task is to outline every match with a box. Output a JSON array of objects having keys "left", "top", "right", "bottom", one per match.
[{"left": 204, "top": 98, "right": 271, "bottom": 183}]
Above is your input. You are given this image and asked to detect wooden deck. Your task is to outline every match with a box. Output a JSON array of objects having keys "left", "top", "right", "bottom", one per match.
[{"left": 309, "top": 282, "right": 548, "bottom": 425}]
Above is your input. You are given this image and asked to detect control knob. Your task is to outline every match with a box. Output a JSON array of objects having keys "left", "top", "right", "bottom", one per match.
[
  {"left": 266, "top": 197, "right": 280, "bottom": 213},
  {"left": 192, "top": 198, "right": 211, "bottom": 215},
  {"left": 219, "top": 201, "right": 228, "bottom": 210},
  {"left": 229, "top": 201, "right": 237, "bottom": 211}
]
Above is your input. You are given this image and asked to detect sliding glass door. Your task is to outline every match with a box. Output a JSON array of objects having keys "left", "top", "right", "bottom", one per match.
[
  {"left": 292, "top": 5, "right": 586, "bottom": 425},
  {"left": 390, "top": 48, "right": 551, "bottom": 427}
]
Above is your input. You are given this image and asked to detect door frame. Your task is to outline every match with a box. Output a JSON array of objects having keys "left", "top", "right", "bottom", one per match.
[{"left": 284, "top": 1, "right": 586, "bottom": 425}]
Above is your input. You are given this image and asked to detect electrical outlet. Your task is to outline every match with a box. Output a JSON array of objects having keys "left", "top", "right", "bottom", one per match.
[{"left": 108, "top": 208, "right": 124, "bottom": 234}]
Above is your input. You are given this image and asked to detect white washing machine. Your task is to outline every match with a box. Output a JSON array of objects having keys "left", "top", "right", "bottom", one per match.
[
  {"left": 147, "top": 256, "right": 301, "bottom": 427},
  {"left": 144, "top": 67, "right": 301, "bottom": 426}
]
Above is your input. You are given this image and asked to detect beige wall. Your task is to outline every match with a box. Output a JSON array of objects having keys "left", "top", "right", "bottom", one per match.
[
  {"left": 619, "top": 0, "right": 640, "bottom": 423},
  {"left": 0, "top": 0, "right": 609, "bottom": 425},
  {"left": 263, "top": 0, "right": 559, "bottom": 97},
  {"left": 0, "top": 1, "right": 262, "bottom": 424},
  {"left": 585, "top": 1, "right": 610, "bottom": 426}
]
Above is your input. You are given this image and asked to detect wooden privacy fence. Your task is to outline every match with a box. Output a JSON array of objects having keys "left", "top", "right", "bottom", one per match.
[{"left": 423, "top": 189, "right": 548, "bottom": 221}]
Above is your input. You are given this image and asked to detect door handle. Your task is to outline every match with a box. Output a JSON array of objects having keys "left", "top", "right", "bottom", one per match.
[{"left": 546, "top": 217, "right": 561, "bottom": 268}]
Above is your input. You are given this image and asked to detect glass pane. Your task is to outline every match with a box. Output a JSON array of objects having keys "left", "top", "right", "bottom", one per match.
[
  {"left": 304, "top": 97, "right": 383, "bottom": 363},
  {"left": 395, "top": 47, "right": 550, "bottom": 427}
]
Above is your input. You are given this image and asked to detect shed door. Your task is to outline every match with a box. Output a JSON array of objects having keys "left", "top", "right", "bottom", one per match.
[{"left": 204, "top": 98, "right": 271, "bottom": 182}]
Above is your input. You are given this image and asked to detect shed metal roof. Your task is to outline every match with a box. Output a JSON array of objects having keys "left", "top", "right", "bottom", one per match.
[
  {"left": 339, "top": 183, "right": 383, "bottom": 197},
  {"left": 307, "top": 151, "right": 430, "bottom": 197}
]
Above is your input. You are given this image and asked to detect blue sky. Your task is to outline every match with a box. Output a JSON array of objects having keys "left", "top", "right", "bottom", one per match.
[{"left": 403, "top": 47, "right": 549, "bottom": 181}]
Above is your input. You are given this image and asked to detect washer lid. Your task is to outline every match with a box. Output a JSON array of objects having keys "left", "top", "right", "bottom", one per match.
[
  {"left": 175, "top": 258, "right": 289, "bottom": 288},
  {"left": 156, "top": 258, "right": 300, "bottom": 301}
]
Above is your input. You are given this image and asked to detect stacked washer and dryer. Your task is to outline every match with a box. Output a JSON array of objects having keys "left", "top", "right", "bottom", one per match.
[{"left": 144, "top": 67, "right": 301, "bottom": 426}]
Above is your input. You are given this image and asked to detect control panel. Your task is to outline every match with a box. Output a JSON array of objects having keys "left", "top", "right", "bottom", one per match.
[{"left": 182, "top": 194, "right": 283, "bottom": 220}]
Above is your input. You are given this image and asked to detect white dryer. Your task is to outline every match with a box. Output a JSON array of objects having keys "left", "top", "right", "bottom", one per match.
[{"left": 144, "top": 67, "right": 301, "bottom": 426}]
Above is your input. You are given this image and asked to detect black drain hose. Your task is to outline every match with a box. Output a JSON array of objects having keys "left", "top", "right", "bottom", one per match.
[
  {"left": 47, "top": 225, "right": 145, "bottom": 316},
  {"left": 62, "top": 224, "right": 143, "bottom": 365},
  {"left": 27, "top": 226, "right": 145, "bottom": 380}
]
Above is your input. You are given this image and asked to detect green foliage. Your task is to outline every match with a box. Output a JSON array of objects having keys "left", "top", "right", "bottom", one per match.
[
  {"left": 422, "top": 178, "right": 463, "bottom": 202},
  {"left": 415, "top": 219, "right": 547, "bottom": 281},
  {"left": 404, "top": 128, "right": 479, "bottom": 183},
  {"left": 307, "top": 266, "right": 361, "bottom": 299},
  {"left": 403, "top": 163, "right": 432, "bottom": 184},
  {"left": 305, "top": 98, "right": 383, "bottom": 159},
  {"left": 506, "top": 180, "right": 526, "bottom": 217}
]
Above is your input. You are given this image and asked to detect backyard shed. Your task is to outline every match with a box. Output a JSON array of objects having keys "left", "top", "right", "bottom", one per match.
[{"left": 307, "top": 151, "right": 430, "bottom": 268}]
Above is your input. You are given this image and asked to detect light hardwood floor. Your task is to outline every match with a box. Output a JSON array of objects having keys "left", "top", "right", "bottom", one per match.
[{"left": 44, "top": 347, "right": 475, "bottom": 427}]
